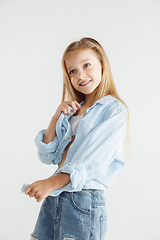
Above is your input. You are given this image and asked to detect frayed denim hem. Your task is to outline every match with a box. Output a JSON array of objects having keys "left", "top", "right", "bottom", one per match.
[{"left": 30, "top": 234, "right": 40, "bottom": 240}]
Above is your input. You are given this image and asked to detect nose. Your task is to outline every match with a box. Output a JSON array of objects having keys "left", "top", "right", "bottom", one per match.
[{"left": 77, "top": 70, "right": 86, "bottom": 80}]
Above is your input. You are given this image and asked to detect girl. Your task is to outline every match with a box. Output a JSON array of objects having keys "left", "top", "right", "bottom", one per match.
[{"left": 23, "top": 37, "right": 129, "bottom": 240}]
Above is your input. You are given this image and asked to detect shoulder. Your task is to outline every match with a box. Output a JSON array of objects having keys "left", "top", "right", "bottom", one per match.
[{"left": 98, "top": 95, "right": 128, "bottom": 119}]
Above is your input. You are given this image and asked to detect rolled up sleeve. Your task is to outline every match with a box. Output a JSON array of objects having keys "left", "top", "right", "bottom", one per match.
[
  {"left": 35, "top": 129, "right": 59, "bottom": 165},
  {"left": 58, "top": 109, "right": 128, "bottom": 191}
]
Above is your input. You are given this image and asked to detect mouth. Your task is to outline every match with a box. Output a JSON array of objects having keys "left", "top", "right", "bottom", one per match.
[{"left": 79, "top": 80, "right": 91, "bottom": 86}]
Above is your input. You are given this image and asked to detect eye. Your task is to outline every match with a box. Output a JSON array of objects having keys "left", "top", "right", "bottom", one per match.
[
  {"left": 69, "top": 69, "right": 76, "bottom": 75},
  {"left": 84, "top": 63, "right": 90, "bottom": 68}
]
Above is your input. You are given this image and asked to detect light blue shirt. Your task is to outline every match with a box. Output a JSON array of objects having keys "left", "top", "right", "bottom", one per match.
[{"left": 22, "top": 95, "right": 128, "bottom": 196}]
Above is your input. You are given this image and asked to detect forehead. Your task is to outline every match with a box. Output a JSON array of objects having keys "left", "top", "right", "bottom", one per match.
[{"left": 65, "top": 48, "right": 98, "bottom": 68}]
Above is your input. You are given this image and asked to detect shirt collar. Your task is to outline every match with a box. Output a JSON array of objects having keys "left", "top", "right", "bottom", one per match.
[
  {"left": 64, "top": 95, "right": 113, "bottom": 121},
  {"left": 80, "top": 94, "right": 113, "bottom": 108}
]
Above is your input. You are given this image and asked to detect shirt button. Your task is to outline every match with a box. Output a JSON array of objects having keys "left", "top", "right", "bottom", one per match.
[
  {"left": 89, "top": 125, "right": 93, "bottom": 129},
  {"left": 56, "top": 150, "right": 59, "bottom": 153},
  {"left": 64, "top": 137, "right": 68, "bottom": 140},
  {"left": 76, "top": 160, "right": 80, "bottom": 164}
]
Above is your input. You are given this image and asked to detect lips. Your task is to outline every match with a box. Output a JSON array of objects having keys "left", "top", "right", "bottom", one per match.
[{"left": 79, "top": 80, "right": 91, "bottom": 86}]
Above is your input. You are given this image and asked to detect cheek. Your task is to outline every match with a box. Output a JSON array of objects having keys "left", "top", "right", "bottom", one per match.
[
  {"left": 91, "top": 69, "right": 102, "bottom": 81},
  {"left": 70, "top": 77, "right": 78, "bottom": 88},
  {"left": 97, "top": 67, "right": 102, "bottom": 81},
  {"left": 70, "top": 77, "right": 74, "bottom": 85}
]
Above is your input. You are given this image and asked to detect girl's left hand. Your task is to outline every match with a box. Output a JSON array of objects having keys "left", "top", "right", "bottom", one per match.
[{"left": 24, "top": 178, "right": 54, "bottom": 203}]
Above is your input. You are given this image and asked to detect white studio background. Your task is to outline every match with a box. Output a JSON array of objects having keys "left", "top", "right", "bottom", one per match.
[{"left": 0, "top": 0, "right": 160, "bottom": 239}]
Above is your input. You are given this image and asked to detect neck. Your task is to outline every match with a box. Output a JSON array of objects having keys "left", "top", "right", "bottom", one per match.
[{"left": 84, "top": 91, "right": 97, "bottom": 107}]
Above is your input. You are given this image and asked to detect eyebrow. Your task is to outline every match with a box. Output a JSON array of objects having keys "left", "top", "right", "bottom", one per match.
[{"left": 67, "top": 59, "right": 91, "bottom": 71}]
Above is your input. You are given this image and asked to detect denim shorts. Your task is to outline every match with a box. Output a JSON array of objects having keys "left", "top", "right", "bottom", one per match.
[{"left": 30, "top": 189, "right": 107, "bottom": 240}]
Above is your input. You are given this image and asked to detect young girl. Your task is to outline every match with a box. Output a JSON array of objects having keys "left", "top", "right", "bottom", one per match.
[{"left": 23, "top": 37, "right": 129, "bottom": 240}]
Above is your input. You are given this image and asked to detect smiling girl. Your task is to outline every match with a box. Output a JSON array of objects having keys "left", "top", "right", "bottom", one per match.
[{"left": 23, "top": 37, "right": 129, "bottom": 240}]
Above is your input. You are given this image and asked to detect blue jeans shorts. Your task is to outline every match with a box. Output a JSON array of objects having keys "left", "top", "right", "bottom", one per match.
[{"left": 30, "top": 189, "right": 107, "bottom": 240}]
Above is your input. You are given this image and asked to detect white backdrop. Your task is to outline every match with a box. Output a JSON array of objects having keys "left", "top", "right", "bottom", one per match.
[{"left": 0, "top": 0, "right": 160, "bottom": 239}]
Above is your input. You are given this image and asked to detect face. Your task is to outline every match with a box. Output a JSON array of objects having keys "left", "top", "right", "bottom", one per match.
[{"left": 65, "top": 48, "right": 102, "bottom": 97}]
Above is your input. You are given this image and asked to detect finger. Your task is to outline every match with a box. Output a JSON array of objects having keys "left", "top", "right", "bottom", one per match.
[
  {"left": 70, "top": 101, "right": 77, "bottom": 113},
  {"left": 29, "top": 189, "right": 37, "bottom": 198},
  {"left": 61, "top": 104, "right": 71, "bottom": 115},
  {"left": 67, "top": 101, "right": 81, "bottom": 108},
  {"left": 24, "top": 185, "right": 32, "bottom": 195},
  {"left": 60, "top": 101, "right": 81, "bottom": 115},
  {"left": 61, "top": 106, "right": 68, "bottom": 115},
  {"left": 36, "top": 195, "right": 43, "bottom": 203},
  {"left": 34, "top": 192, "right": 40, "bottom": 200},
  {"left": 57, "top": 104, "right": 67, "bottom": 115},
  {"left": 72, "top": 102, "right": 81, "bottom": 113},
  {"left": 74, "top": 101, "right": 81, "bottom": 109},
  {"left": 64, "top": 101, "right": 81, "bottom": 113}
]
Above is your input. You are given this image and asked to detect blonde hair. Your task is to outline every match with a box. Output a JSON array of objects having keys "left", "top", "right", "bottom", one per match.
[{"left": 61, "top": 37, "right": 130, "bottom": 156}]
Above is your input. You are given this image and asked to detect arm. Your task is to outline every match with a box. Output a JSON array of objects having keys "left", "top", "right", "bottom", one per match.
[
  {"left": 24, "top": 173, "right": 71, "bottom": 203},
  {"left": 42, "top": 114, "right": 58, "bottom": 144},
  {"left": 42, "top": 101, "right": 81, "bottom": 144},
  {"left": 25, "top": 101, "right": 81, "bottom": 202},
  {"left": 35, "top": 101, "right": 81, "bottom": 165}
]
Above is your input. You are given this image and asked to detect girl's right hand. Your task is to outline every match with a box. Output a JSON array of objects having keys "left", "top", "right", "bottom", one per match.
[
  {"left": 54, "top": 101, "right": 81, "bottom": 120},
  {"left": 42, "top": 101, "right": 81, "bottom": 144}
]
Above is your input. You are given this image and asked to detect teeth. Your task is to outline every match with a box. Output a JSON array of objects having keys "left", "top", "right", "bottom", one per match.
[{"left": 80, "top": 80, "right": 90, "bottom": 86}]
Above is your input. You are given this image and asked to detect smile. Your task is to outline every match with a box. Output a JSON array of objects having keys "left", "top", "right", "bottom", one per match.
[{"left": 79, "top": 80, "right": 91, "bottom": 86}]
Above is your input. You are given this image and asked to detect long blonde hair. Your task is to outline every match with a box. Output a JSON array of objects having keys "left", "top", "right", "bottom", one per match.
[{"left": 61, "top": 37, "right": 130, "bottom": 155}]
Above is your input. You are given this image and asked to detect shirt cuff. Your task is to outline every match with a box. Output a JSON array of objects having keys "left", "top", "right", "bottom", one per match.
[
  {"left": 58, "top": 163, "right": 87, "bottom": 191},
  {"left": 35, "top": 129, "right": 59, "bottom": 154},
  {"left": 35, "top": 129, "right": 59, "bottom": 165}
]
